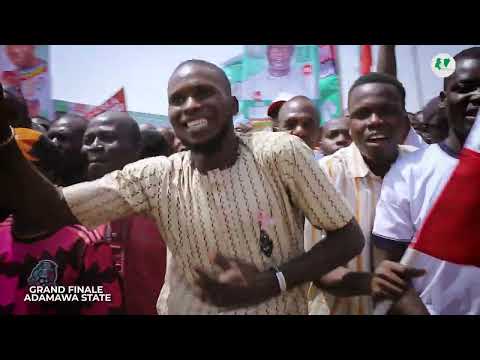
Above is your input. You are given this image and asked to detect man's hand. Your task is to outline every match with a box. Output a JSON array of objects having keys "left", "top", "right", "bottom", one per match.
[
  {"left": 193, "top": 252, "right": 279, "bottom": 309},
  {"left": 371, "top": 260, "right": 425, "bottom": 301}
]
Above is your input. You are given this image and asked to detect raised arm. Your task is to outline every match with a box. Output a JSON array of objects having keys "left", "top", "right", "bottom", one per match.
[
  {"left": 377, "top": 45, "right": 397, "bottom": 78},
  {"left": 0, "top": 89, "right": 77, "bottom": 236},
  {"left": 0, "top": 83, "right": 152, "bottom": 236}
]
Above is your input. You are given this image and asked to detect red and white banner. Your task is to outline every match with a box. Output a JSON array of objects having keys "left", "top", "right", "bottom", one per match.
[
  {"left": 85, "top": 88, "right": 127, "bottom": 120},
  {"left": 375, "top": 116, "right": 480, "bottom": 315},
  {"left": 359, "top": 45, "right": 372, "bottom": 75}
]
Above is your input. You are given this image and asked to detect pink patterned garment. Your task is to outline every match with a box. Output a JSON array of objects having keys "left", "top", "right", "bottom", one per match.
[{"left": 0, "top": 217, "right": 123, "bottom": 315}]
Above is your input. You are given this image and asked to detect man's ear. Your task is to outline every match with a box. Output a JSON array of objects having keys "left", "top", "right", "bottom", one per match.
[{"left": 231, "top": 96, "right": 239, "bottom": 116}]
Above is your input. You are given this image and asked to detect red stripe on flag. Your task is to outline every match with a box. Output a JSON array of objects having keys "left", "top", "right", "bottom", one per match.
[
  {"left": 85, "top": 88, "right": 127, "bottom": 120},
  {"left": 412, "top": 147, "right": 480, "bottom": 267},
  {"left": 360, "top": 45, "right": 372, "bottom": 75}
]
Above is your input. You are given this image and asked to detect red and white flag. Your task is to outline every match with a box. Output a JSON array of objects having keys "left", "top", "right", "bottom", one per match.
[
  {"left": 375, "top": 116, "right": 480, "bottom": 315},
  {"left": 85, "top": 88, "right": 127, "bottom": 120},
  {"left": 359, "top": 45, "right": 372, "bottom": 75}
]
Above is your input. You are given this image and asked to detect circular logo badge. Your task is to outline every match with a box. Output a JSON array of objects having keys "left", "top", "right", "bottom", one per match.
[{"left": 431, "top": 53, "right": 456, "bottom": 78}]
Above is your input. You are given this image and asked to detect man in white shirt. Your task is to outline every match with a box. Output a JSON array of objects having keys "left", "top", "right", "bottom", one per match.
[{"left": 373, "top": 47, "right": 480, "bottom": 314}]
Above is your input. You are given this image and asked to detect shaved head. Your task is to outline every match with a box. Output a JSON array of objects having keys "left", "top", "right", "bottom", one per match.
[
  {"left": 318, "top": 116, "right": 351, "bottom": 156},
  {"left": 140, "top": 128, "right": 173, "bottom": 159},
  {"left": 47, "top": 113, "right": 89, "bottom": 185},
  {"left": 167, "top": 59, "right": 238, "bottom": 153},
  {"left": 168, "top": 59, "right": 232, "bottom": 96},
  {"left": 52, "top": 113, "right": 88, "bottom": 132},
  {"left": 91, "top": 111, "right": 141, "bottom": 146},
  {"left": 322, "top": 116, "right": 349, "bottom": 132},
  {"left": 139, "top": 123, "right": 157, "bottom": 132},
  {"left": 83, "top": 112, "right": 141, "bottom": 180},
  {"left": 278, "top": 96, "right": 320, "bottom": 149},
  {"left": 279, "top": 96, "right": 319, "bottom": 122},
  {"left": 139, "top": 123, "right": 173, "bottom": 158}
]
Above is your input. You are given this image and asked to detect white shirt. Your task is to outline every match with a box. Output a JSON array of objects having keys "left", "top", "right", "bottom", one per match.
[
  {"left": 403, "top": 126, "right": 428, "bottom": 149},
  {"left": 373, "top": 144, "right": 458, "bottom": 244}
]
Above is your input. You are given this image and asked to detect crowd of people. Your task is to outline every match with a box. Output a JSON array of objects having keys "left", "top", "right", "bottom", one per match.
[{"left": 0, "top": 45, "right": 477, "bottom": 315}]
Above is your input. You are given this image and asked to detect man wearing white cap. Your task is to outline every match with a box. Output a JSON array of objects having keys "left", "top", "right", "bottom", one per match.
[{"left": 267, "top": 92, "right": 294, "bottom": 131}]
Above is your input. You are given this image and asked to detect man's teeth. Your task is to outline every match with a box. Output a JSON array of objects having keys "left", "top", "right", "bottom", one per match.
[{"left": 187, "top": 119, "right": 208, "bottom": 128}]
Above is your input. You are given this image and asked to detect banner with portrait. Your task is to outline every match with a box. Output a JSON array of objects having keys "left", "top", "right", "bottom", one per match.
[
  {"left": 0, "top": 45, "right": 54, "bottom": 121},
  {"left": 223, "top": 45, "right": 343, "bottom": 128}
]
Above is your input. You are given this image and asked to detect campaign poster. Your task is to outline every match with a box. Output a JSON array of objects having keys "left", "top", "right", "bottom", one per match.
[
  {"left": 223, "top": 45, "right": 343, "bottom": 128},
  {"left": 0, "top": 45, "right": 54, "bottom": 121}
]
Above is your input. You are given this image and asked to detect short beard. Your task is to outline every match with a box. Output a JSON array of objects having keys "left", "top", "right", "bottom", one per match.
[{"left": 185, "top": 121, "right": 233, "bottom": 155}]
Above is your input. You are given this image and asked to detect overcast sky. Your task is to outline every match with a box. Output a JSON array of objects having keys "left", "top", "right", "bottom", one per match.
[{"left": 51, "top": 45, "right": 477, "bottom": 115}]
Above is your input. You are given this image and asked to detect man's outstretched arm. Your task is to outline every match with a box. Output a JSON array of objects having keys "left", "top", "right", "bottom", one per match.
[{"left": 0, "top": 84, "right": 150, "bottom": 235}]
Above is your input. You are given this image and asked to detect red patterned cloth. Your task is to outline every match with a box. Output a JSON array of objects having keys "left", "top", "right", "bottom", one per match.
[
  {"left": 0, "top": 217, "right": 123, "bottom": 315},
  {"left": 96, "top": 215, "right": 166, "bottom": 315}
]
